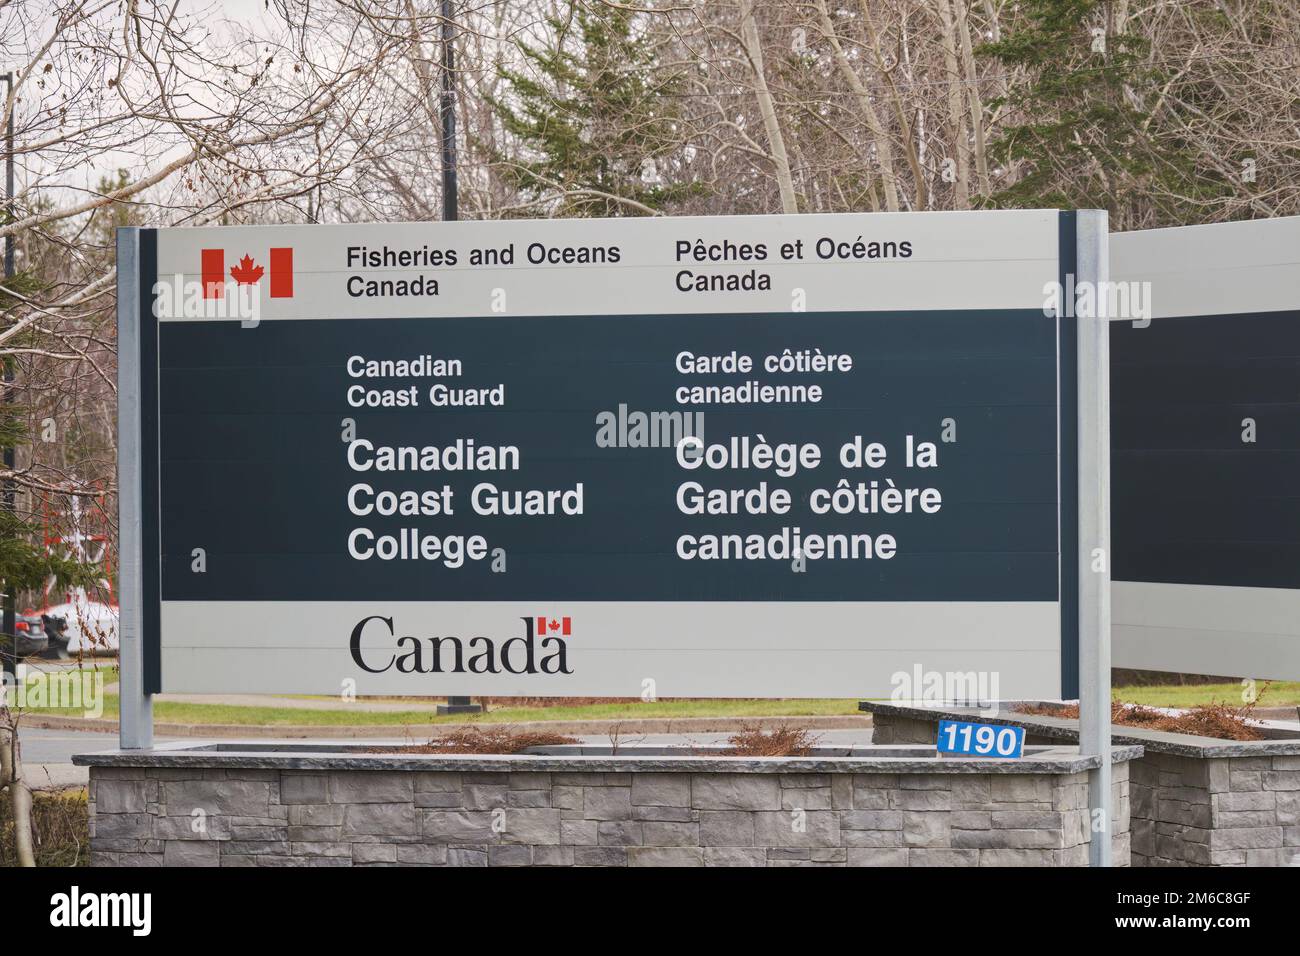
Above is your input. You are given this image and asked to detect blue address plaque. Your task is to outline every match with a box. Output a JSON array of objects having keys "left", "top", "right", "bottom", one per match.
[{"left": 936, "top": 719, "right": 1025, "bottom": 758}]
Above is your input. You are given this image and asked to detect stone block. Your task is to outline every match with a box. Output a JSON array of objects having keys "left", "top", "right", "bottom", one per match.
[
  {"left": 499, "top": 809, "right": 561, "bottom": 845},
  {"left": 560, "top": 819, "right": 599, "bottom": 845},
  {"left": 781, "top": 788, "right": 832, "bottom": 811},
  {"left": 1213, "top": 791, "right": 1275, "bottom": 813},
  {"left": 690, "top": 774, "right": 780, "bottom": 811},
  {"left": 633, "top": 806, "right": 696, "bottom": 822},
  {"left": 280, "top": 774, "right": 328, "bottom": 805},
  {"left": 642, "top": 821, "right": 699, "bottom": 846},
  {"left": 95, "top": 780, "right": 150, "bottom": 814},
  {"left": 628, "top": 847, "right": 704, "bottom": 867},
  {"left": 508, "top": 772, "right": 551, "bottom": 790},
  {"left": 397, "top": 844, "right": 447, "bottom": 865},
  {"left": 462, "top": 784, "right": 508, "bottom": 810},
  {"left": 574, "top": 846, "right": 627, "bottom": 866},
  {"left": 413, "top": 773, "right": 461, "bottom": 793},
  {"left": 164, "top": 780, "right": 271, "bottom": 817},
  {"left": 1263, "top": 771, "right": 1300, "bottom": 792},
  {"left": 979, "top": 848, "right": 1057, "bottom": 866},
  {"left": 902, "top": 812, "right": 951, "bottom": 848},
  {"left": 851, "top": 788, "right": 891, "bottom": 809},
  {"left": 415, "top": 792, "right": 463, "bottom": 808},
  {"left": 507, "top": 790, "right": 551, "bottom": 808},
  {"left": 752, "top": 811, "right": 840, "bottom": 848},
  {"left": 597, "top": 821, "right": 643, "bottom": 846},
  {"left": 846, "top": 847, "right": 909, "bottom": 867},
  {"left": 94, "top": 814, "right": 152, "bottom": 840},
  {"left": 342, "top": 803, "right": 417, "bottom": 838},
  {"left": 699, "top": 811, "right": 753, "bottom": 846},
  {"left": 488, "top": 845, "right": 533, "bottom": 867},
  {"left": 907, "top": 848, "right": 978, "bottom": 866},
  {"left": 889, "top": 789, "right": 951, "bottom": 811},
  {"left": 1209, "top": 826, "right": 1282, "bottom": 850},
  {"left": 630, "top": 774, "right": 689, "bottom": 807},
  {"left": 843, "top": 829, "right": 906, "bottom": 848},
  {"left": 839, "top": 810, "right": 903, "bottom": 831},
  {"left": 163, "top": 841, "right": 219, "bottom": 866},
  {"left": 584, "top": 786, "right": 633, "bottom": 820},
  {"left": 991, "top": 810, "right": 1062, "bottom": 829},
  {"left": 990, "top": 776, "right": 1052, "bottom": 804},
  {"left": 704, "top": 847, "right": 766, "bottom": 866},
  {"left": 352, "top": 844, "right": 396, "bottom": 864},
  {"left": 552, "top": 786, "right": 583, "bottom": 810},
  {"left": 420, "top": 810, "right": 498, "bottom": 844},
  {"left": 533, "top": 846, "right": 576, "bottom": 866},
  {"left": 446, "top": 847, "right": 488, "bottom": 867}
]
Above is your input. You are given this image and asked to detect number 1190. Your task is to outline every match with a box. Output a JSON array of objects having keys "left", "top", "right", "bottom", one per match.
[{"left": 936, "top": 720, "right": 1024, "bottom": 758}]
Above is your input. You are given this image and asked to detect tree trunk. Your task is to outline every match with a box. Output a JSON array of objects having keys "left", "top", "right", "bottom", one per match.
[
  {"left": 935, "top": 0, "right": 971, "bottom": 207},
  {"left": 860, "top": 0, "right": 926, "bottom": 210},
  {"left": 953, "top": 0, "right": 991, "bottom": 195},
  {"left": 815, "top": 0, "right": 902, "bottom": 211},
  {"left": 0, "top": 724, "right": 36, "bottom": 867},
  {"left": 739, "top": 0, "right": 798, "bottom": 214}
]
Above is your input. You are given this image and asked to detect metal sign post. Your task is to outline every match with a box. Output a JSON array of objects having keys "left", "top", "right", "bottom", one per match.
[
  {"left": 1075, "top": 210, "right": 1112, "bottom": 866},
  {"left": 117, "top": 227, "right": 154, "bottom": 749}
]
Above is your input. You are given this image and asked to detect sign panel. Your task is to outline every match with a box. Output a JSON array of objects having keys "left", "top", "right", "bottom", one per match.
[
  {"left": 1110, "top": 217, "right": 1300, "bottom": 680},
  {"left": 936, "top": 720, "right": 1025, "bottom": 758},
  {"left": 125, "top": 211, "right": 1082, "bottom": 697}
]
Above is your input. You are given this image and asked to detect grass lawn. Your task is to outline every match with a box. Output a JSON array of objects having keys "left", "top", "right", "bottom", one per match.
[
  {"left": 20, "top": 680, "right": 1300, "bottom": 728},
  {"left": 1115, "top": 681, "right": 1300, "bottom": 709},
  {"left": 22, "top": 695, "right": 861, "bottom": 727}
]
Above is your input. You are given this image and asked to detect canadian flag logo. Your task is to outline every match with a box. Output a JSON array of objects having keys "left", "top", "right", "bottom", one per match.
[
  {"left": 202, "top": 247, "right": 293, "bottom": 299},
  {"left": 536, "top": 616, "right": 571, "bottom": 637}
]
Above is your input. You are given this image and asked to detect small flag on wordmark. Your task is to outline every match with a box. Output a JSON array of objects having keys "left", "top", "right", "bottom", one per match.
[{"left": 537, "top": 617, "right": 571, "bottom": 636}]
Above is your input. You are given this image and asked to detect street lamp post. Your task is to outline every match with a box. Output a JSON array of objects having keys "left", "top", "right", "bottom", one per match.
[
  {"left": 2, "top": 71, "right": 17, "bottom": 645},
  {"left": 435, "top": 3, "right": 480, "bottom": 717}
]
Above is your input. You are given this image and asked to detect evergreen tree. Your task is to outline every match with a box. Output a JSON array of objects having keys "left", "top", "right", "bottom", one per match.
[
  {"left": 979, "top": 0, "right": 1225, "bottom": 225},
  {"left": 487, "top": 8, "right": 697, "bottom": 216}
]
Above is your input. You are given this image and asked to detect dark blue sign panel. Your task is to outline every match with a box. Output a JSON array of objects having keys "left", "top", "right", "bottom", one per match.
[
  {"left": 157, "top": 310, "right": 1062, "bottom": 603},
  {"left": 1111, "top": 310, "right": 1300, "bottom": 590}
]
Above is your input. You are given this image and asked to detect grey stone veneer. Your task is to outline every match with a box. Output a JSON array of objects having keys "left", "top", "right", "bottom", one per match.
[
  {"left": 78, "top": 744, "right": 1135, "bottom": 867},
  {"left": 863, "top": 702, "right": 1300, "bottom": 867}
]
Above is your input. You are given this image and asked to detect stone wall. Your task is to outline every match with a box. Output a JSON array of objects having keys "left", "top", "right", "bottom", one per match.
[
  {"left": 866, "top": 704, "right": 1300, "bottom": 867},
  {"left": 88, "top": 761, "right": 1131, "bottom": 867},
  {"left": 1131, "top": 751, "right": 1300, "bottom": 867}
]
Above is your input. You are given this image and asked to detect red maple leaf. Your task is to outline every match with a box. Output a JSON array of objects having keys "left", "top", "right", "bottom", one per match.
[{"left": 230, "top": 254, "right": 264, "bottom": 285}]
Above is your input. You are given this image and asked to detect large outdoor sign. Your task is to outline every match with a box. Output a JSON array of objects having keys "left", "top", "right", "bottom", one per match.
[
  {"left": 1111, "top": 216, "right": 1300, "bottom": 680},
  {"left": 121, "top": 210, "right": 1093, "bottom": 697}
]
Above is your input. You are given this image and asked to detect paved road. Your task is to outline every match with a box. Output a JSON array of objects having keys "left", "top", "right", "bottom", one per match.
[
  {"left": 19, "top": 726, "right": 181, "bottom": 765},
  {"left": 19, "top": 726, "right": 184, "bottom": 789}
]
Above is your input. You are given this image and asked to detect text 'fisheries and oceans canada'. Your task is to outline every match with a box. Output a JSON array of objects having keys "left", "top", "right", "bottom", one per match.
[
  {"left": 340, "top": 344, "right": 947, "bottom": 571},
  {"left": 340, "top": 233, "right": 914, "bottom": 297}
]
